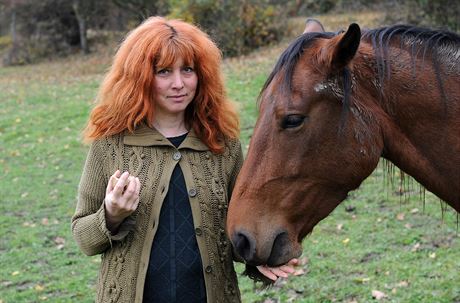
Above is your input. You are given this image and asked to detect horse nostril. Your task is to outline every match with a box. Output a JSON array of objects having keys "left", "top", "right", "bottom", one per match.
[{"left": 232, "top": 230, "right": 256, "bottom": 263}]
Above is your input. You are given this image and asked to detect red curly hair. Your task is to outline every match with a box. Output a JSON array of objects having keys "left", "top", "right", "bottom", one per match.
[{"left": 83, "top": 16, "right": 239, "bottom": 153}]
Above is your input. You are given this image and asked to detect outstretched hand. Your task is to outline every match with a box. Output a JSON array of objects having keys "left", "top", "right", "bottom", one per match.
[{"left": 256, "top": 258, "right": 299, "bottom": 281}]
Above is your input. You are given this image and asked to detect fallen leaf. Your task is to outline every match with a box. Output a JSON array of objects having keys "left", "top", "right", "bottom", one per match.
[
  {"left": 397, "top": 281, "right": 409, "bottom": 287},
  {"left": 396, "top": 213, "right": 405, "bottom": 221},
  {"left": 410, "top": 208, "right": 419, "bottom": 214},
  {"left": 411, "top": 243, "right": 421, "bottom": 252},
  {"left": 41, "top": 218, "right": 49, "bottom": 225},
  {"left": 54, "top": 236, "right": 66, "bottom": 249},
  {"left": 11, "top": 271, "right": 20, "bottom": 276},
  {"left": 35, "top": 284, "right": 45, "bottom": 291},
  {"left": 342, "top": 238, "right": 350, "bottom": 245},
  {"left": 429, "top": 252, "right": 436, "bottom": 259},
  {"left": 372, "top": 290, "right": 386, "bottom": 300},
  {"left": 404, "top": 223, "right": 412, "bottom": 229},
  {"left": 337, "top": 223, "right": 343, "bottom": 230},
  {"left": 21, "top": 192, "right": 29, "bottom": 198}
]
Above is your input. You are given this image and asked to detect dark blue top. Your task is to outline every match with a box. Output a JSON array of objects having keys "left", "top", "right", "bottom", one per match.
[{"left": 143, "top": 133, "right": 206, "bottom": 303}]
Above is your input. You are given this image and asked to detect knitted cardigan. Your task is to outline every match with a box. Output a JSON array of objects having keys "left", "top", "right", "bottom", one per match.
[{"left": 71, "top": 124, "right": 243, "bottom": 303}]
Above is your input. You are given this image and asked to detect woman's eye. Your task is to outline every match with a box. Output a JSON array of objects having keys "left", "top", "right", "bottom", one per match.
[
  {"left": 183, "top": 66, "right": 194, "bottom": 73},
  {"left": 281, "top": 114, "right": 305, "bottom": 129},
  {"left": 156, "top": 68, "right": 170, "bottom": 75}
]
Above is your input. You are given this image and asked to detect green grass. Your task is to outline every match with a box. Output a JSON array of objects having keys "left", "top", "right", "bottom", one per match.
[{"left": 1, "top": 12, "right": 459, "bottom": 303}]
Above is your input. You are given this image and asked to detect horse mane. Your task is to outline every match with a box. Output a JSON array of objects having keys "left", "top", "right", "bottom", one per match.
[
  {"left": 362, "top": 25, "right": 460, "bottom": 102},
  {"left": 261, "top": 24, "right": 460, "bottom": 104}
]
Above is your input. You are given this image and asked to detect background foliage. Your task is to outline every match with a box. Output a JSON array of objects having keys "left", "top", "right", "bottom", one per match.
[{"left": 0, "top": 0, "right": 458, "bottom": 65}]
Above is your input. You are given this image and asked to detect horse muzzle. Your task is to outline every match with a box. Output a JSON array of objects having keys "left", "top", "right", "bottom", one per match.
[{"left": 230, "top": 228, "right": 302, "bottom": 266}]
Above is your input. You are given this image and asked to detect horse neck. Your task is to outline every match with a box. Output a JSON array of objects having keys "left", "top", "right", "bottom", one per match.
[{"left": 353, "top": 49, "right": 460, "bottom": 210}]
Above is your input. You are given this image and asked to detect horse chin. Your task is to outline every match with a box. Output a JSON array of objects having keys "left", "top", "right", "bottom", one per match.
[{"left": 265, "top": 241, "right": 303, "bottom": 267}]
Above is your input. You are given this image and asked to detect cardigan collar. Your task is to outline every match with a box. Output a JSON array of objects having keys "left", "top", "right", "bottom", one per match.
[{"left": 123, "top": 122, "right": 209, "bottom": 151}]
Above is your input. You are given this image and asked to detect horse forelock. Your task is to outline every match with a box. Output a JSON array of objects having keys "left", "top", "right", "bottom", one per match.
[{"left": 258, "top": 32, "right": 336, "bottom": 108}]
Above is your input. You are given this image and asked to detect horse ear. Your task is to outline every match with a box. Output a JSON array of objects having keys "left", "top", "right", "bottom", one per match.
[
  {"left": 303, "top": 18, "right": 325, "bottom": 34},
  {"left": 330, "top": 23, "right": 361, "bottom": 71}
]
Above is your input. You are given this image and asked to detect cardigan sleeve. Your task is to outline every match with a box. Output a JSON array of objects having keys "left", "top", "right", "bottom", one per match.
[
  {"left": 71, "top": 139, "right": 134, "bottom": 256},
  {"left": 226, "top": 139, "right": 244, "bottom": 201}
]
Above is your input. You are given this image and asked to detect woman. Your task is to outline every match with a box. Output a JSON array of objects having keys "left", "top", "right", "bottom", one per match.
[{"left": 71, "top": 17, "right": 296, "bottom": 303}]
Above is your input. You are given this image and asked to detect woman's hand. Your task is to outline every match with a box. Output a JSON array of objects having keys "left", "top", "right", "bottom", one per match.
[
  {"left": 104, "top": 170, "right": 140, "bottom": 233},
  {"left": 256, "top": 258, "right": 299, "bottom": 281}
]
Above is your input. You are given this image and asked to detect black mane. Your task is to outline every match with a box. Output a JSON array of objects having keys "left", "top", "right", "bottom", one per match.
[
  {"left": 260, "top": 24, "right": 460, "bottom": 107},
  {"left": 362, "top": 25, "right": 460, "bottom": 87}
]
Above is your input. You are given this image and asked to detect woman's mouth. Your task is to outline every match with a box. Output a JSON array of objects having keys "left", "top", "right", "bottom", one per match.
[{"left": 168, "top": 94, "right": 187, "bottom": 99}]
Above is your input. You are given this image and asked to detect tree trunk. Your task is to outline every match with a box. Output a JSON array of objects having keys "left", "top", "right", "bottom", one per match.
[
  {"left": 4, "top": 8, "right": 17, "bottom": 65},
  {"left": 72, "top": 0, "right": 90, "bottom": 54}
]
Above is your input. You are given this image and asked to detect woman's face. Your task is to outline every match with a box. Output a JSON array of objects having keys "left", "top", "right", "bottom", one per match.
[{"left": 154, "top": 57, "right": 198, "bottom": 118}]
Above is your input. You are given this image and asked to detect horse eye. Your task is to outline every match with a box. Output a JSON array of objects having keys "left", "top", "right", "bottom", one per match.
[{"left": 281, "top": 114, "right": 305, "bottom": 129}]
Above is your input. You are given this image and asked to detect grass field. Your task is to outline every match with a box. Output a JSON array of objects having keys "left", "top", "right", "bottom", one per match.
[{"left": 1, "top": 11, "right": 459, "bottom": 303}]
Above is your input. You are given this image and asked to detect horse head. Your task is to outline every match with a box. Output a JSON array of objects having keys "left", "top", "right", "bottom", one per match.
[{"left": 227, "top": 21, "right": 385, "bottom": 266}]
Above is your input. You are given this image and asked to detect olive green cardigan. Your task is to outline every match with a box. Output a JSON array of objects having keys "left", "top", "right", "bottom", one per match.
[{"left": 71, "top": 124, "right": 243, "bottom": 303}]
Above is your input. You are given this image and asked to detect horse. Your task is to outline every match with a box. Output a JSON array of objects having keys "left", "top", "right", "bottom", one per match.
[{"left": 227, "top": 19, "right": 460, "bottom": 267}]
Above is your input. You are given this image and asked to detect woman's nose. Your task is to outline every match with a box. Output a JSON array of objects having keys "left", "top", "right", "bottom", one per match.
[{"left": 171, "top": 71, "right": 184, "bottom": 89}]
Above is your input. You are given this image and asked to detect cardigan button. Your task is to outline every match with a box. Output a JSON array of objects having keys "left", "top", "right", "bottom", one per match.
[
  {"left": 205, "top": 154, "right": 210, "bottom": 160},
  {"left": 205, "top": 265, "right": 213, "bottom": 273},
  {"left": 172, "top": 151, "right": 181, "bottom": 161},
  {"left": 195, "top": 227, "right": 202, "bottom": 236},
  {"left": 140, "top": 153, "right": 145, "bottom": 159},
  {"left": 188, "top": 188, "right": 197, "bottom": 197}
]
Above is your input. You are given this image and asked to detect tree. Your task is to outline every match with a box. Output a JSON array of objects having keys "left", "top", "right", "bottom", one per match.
[{"left": 112, "top": 0, "right": 169, "bottom": 22}]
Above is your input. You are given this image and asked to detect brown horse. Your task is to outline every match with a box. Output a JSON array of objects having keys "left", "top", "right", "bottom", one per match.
[{"left": 227, "top": 20, "right": 460, "bottom": 267}]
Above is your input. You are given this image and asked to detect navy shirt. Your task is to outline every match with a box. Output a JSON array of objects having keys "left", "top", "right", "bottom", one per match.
[{"left": 143, "top": 133, "right": 206, "bottom": 303}]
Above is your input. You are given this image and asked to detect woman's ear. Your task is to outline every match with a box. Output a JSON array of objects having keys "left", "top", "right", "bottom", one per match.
[{"left": 330, "top": 23, "right": 361, "bottom": 71}]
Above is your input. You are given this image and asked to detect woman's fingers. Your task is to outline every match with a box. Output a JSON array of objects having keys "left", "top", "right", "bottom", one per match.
[
  {"left": 112, "top": 171, "right": 130, "bottom": 197},
  {"left": 278, "top": 264, "right": 295, "bottom": 274},
  {"left": 256, "top": 265, "right": 278, "bottom": 281},
  {"left": 257, "top": 257, "right": 301, "bottom": 281},
  {"left": 106, "top": 170, "right": 121, "bottom": 195},
  {"left": 287, "top": 258, "right": 299, "bottom": 266},
  {"left": 268, "top": 266, "right": 289, "bottom": 278}
]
